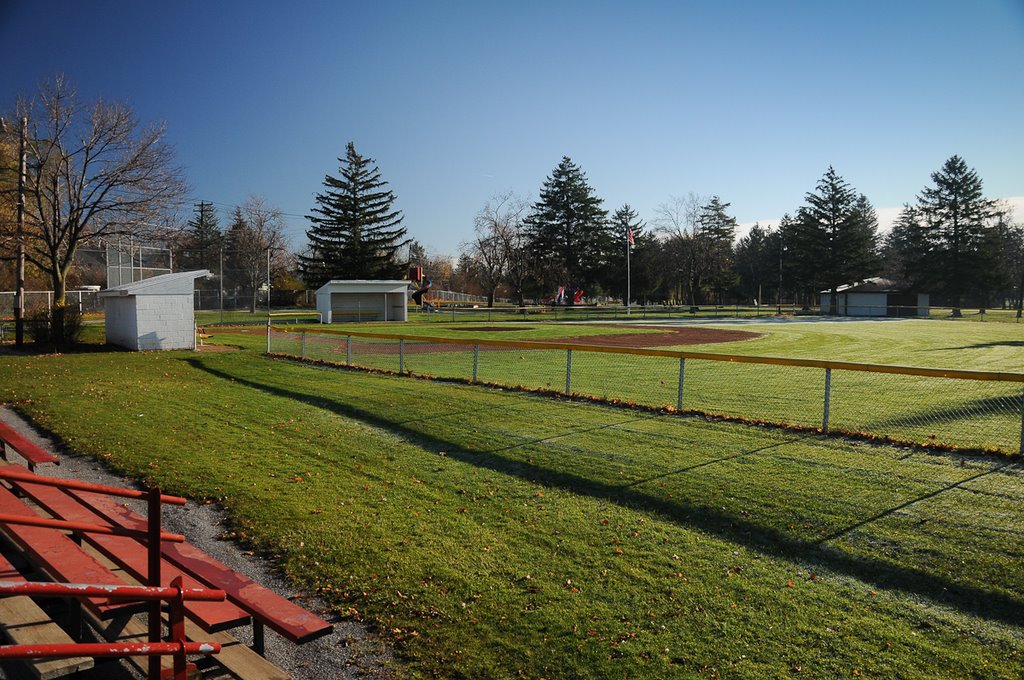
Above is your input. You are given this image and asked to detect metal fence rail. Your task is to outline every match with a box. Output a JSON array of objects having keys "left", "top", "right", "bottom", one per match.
[{"left": 267, "top": 326, "right": 1024, "bottom": 455}]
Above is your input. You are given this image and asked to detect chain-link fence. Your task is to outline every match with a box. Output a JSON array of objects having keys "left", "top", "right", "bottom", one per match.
[
  {"left": 0, "top": 291, "right": 103, "bottom": 317},
  {"left": 267, "top": 326, "right": 1024, "bottom": 454}
]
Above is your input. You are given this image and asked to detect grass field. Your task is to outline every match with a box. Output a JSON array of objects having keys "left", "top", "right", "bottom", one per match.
[
  {"left": 270, "top": 319, "right": 1024, "bottom": 453},
  {"left": 1, "top": 319, "right": 1023, "bottom": 678}
]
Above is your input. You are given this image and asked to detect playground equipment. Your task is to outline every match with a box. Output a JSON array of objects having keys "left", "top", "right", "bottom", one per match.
[{"left": 543, "top": 286, "right": 585, "bottom": 305}]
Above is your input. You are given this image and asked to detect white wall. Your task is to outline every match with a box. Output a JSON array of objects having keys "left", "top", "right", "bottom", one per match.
[
  {"left": 104, "top": 297, "right": 139, "bottom": 350},
  {"left": 104, "top": 294, "right": 196, "bottom": 350},
  {"left": 135, "top": 295, "right": 196, "bottom": 350},
  {"left": 845, "top": 292, "right": 887, "bottom": 317}
]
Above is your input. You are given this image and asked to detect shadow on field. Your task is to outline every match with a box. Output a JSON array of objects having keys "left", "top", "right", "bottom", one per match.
[
  {"left": 185, "top": 357, "right": 1024, "bottom": 628},
  {"left": 861, "top": 393, "right": 1022, "bottom": 432},
  {"left": 930, "top": 340, "right": 1024, "bottom": 350}
]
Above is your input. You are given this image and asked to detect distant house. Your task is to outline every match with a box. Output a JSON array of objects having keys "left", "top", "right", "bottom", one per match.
[{"left": 818, "top": 277, "right": 929, "bottom": 317}]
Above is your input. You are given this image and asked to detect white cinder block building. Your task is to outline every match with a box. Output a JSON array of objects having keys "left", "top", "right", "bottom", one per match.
[{"left": 100, "top": 270, "right": 210, "bottom": 350}]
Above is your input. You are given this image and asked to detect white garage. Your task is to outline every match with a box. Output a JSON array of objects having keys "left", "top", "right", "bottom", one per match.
[
  {"left": 100, "top": 270, "right": 210, "bottom": 350},
  {"left": 316, "top": 280, "right": 410, "bottom": 323}
]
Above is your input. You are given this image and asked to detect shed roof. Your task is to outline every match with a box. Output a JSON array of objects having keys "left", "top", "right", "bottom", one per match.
[
  {"left": 316, "top": 280, "right": 411, "bottom": 295},
  {"left": 98, "top": 270, "right": 211, "bottom": 297},
  {"left": 820, "top": 277, "right": 905, "bottom": 294}
]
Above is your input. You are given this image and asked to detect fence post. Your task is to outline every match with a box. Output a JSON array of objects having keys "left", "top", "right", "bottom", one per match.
[
  {"left": 677, "top": 358, "right": 685, "bottom": 411},
  {"left": 301, "top": 331, "right": 306, "bottom": 359},
  {"left": 346, "top": 335, "right": 351, "bottom": 365},
  {"left": 265, "top": 320, "right": 271, "bottom": 353},
  {"left": 1019, "top": 388, "right": 1024, "bottom": 455},
  {"left": 473, "top": 344, "right": 479, "bottom": 382},
  {"left": 400, "top": 338, "right": 405, "bottom": 373},
  {"left": 565, "top": 349, "right": 572, "bottom": 395},
  {"left": 822, "top": 367, "right": 832, "bottom": 432}
]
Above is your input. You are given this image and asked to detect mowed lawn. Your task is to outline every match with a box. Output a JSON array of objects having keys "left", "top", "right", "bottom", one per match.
[
  {"left": 272, "top": 318, "right": 1024, "bottom": 453},
  {"left": 0, "top": 321, "right": 1022, "bottom": 678}
]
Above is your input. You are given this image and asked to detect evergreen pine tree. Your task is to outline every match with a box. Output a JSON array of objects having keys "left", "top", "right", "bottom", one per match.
[
  {"left": 696, "top": 196, "right": 739, "bottom": 303},
  {"left": 181, "top": 201, "right": 223, "bottom": 271},
  {"left": 785, "top": 167, "right": 879, "bottom": 312},
  {"left": 914, "top": 155, "right": 1000, "bottom": 313},
  {"left": 607, "top": 204, "right": 646, "bottom": 304},
  {"left": 734, "top": 223, "right": 778, "bottom": 304},
  {"left": 300, "top": 142, "right": 409, "bottom": 287},
  {"left": 525, "top": 157, "right": 610, "bottom": 299}
]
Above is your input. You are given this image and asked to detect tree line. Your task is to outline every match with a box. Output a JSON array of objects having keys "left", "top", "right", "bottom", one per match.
[
  {"left": 299, "top": 142, "right": 1022, "bottom": 314},
  {"left": 4, "top": 77, "right": 1021, "bottom": 348}
]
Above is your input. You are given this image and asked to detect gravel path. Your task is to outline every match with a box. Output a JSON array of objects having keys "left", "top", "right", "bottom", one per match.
[{"left": 0, "top": 407, "right": 394, "bottom": 680}]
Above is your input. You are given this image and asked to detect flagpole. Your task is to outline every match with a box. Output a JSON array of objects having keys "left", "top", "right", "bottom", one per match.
[{"left": 626, "top": 228, "right": 631, "bottom": 316}]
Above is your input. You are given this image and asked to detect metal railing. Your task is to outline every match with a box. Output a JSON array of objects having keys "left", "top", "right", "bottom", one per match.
[
  {"left": 0, "top": 468, "right": 222, "bottom": 679},
  {"left": 267, "top": 326, "right": 1024, "bottom": 455}
]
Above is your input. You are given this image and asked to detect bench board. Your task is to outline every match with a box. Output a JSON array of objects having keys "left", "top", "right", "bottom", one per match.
[
  {"left": 0, "top": 484, "right": 140, "bottom": 620},
  {"left": 188, "top": 621, "right": 291, "bottom": 680},
  {"left": 9, "top": 474, "right": 251, "bottom": 632},
  {"left": 74, "top": 489, "right": 334, "bottom": 644},
  {"left": 0, "top": 552, "right": 94, "bottom": 680},
  {"left": 0, "top": 421, "right": 58, "bottom": 470}
]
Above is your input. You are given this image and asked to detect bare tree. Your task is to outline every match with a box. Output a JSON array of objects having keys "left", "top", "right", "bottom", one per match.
[
  {"left": 16, "top": 76, "right": 186, "bottom": 340},
  {"left": 495, "top": 197, "right": 532, "bottom": 307},
  {"left": 462, "top": 192, "right": 532, "bottom": 307},
  {"left": 652, "top": 192, "right": 709, "bottom": 305},
  {"left": 225, "top": 196, "right": 289, "bottom": 313}
]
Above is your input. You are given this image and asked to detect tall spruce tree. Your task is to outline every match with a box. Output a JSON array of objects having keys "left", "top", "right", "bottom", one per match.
[
  {"left": 525, "top": 157, "right": 610, "bottom": 299},
  {"left": 181, "top": 201, "right": 223, "bottom": 271},
  {"left": 607, "top": 204, "right": 646, "bottom": 304},
  {"left": 300, "top": 142, "right": 409, "bottom": 287},
  {"left": 734, "top": 223, "right": 779, "bottom": 305},
  {"left": 913, "top": 155, "right": 1001, "bottom": 313},
  {"left": 784, "top": 167, "right": 879, "bottom": 312},
  {"left": 696, "top": 196, "right": 739, "bottom": 303}
]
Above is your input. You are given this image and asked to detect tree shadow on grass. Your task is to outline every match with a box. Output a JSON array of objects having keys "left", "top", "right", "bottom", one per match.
[
  {"left": 926, "top": 340, "right": 1024, "bottom": 350},
  {"left": 184, "top": 357, "right": 1024, "bottom": 628},
  {"left": 857, "top": 393, "right": 1021, "bottom": 444}
]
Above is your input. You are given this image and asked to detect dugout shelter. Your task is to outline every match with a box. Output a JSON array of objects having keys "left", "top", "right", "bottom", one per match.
[
  {"left": 819, "top": 277, "right": 929, "bottom": 317},
  {"left": 316, "top": 280, "right": 410, "bottom": 323}
]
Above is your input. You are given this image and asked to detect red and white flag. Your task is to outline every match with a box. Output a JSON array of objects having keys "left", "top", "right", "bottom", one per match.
[{"left": 627, "top": 229, "right": 634, "bottom": 247}]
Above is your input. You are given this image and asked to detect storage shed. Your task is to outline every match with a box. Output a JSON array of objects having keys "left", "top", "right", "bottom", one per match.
[
  {"left": 819, "top": 277, "right": 929, "bottom": 317},
  {"left": 316, "top": 280, "right": 410, "bottom": 323},
  {"left": 99, "top": 270, "right": 210, "bottom": 350}
]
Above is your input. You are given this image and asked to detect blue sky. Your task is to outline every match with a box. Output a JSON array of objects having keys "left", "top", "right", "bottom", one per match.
[{"left": 2, "top": 1, "right": 1022, "bottom": 256}]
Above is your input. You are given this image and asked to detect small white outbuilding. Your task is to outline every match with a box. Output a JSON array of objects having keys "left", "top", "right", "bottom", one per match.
[
  {"left": 316, "top": 280, "right": 410, "bottom": 323},
  {"left": 818, "top": 277, "right": 929, "bottom": 317},
  {"left": 100, "top": 270, "right": 210, "bottom": 350}
]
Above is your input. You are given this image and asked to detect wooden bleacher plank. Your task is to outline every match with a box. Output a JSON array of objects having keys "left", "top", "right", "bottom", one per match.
[
  {"left": 8, "top": 473, "right": 251, "bottom": 633},
  {"left": 186, "top": 620, "right": 291, "bottom": 680},
  {"left": 0, "top": 421, "right": 58, "bottom": 471},
  {"left": 80, "top": 606, "right": 200, "bottom": 680},
  {"left": 73, "top": 489, "right": 334, "bottom": 644},
  {"left": 0, "top": 484, "right": 140, "bottom": 621},
  {"left": 0, "top": 552, "right": 94, "bottom": 680}
]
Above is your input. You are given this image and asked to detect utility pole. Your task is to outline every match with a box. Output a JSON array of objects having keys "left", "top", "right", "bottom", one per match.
[{"left": 15, "top": 117, "right": 27, "bottom": 347}]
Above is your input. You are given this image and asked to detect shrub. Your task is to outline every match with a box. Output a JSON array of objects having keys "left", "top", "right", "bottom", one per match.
[{"left": 25, "top": 302, "right": 83, "bottom": 348}]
